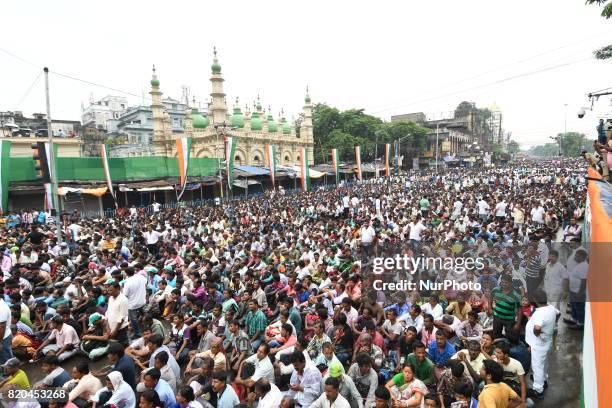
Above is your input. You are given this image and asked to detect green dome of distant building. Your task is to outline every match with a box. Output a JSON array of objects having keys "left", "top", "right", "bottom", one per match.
[
  {"left": 191, "top": 108, "right": 209, "bottom": 129},
  {"left": 151, "top": 78, "right": 160, "bottom": 87},
  {"left": 251, "top": 111, "right": 263, "bottom": 131},
  {"left": 282, "top": 119, "right": 292, "bottom": 134},
  {"left": 305, "top": 94, "right": 311, "bottom": 103},
  {"left": 211, "top": 60, "right": 221, "bottom": 74},
  {"left": 267, "top": 115, "right": 278, "bottom": 132},
  {"left": 230, "top": 106, "right": 245, "bottom": 128}
]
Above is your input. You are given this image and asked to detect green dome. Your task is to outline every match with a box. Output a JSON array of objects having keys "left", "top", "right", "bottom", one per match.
[
  {"left": 282, "top": 118, "right": 292, "bottom": 134},
  {"left": 250, "top": 111, "right": 263, "bottom": 131},
  {"left": 230, "top": 107, "right": 245, "bottom": 128},
  {"left": 211, "top": 59, "right": 221, "bottom": 74},
  {"left": 151, "top": 78, "right": 160, "bottom": 87},
  {"left": 191, "top": 108, "right": 209, "bottom": 129},
  {"left": 305, "top": 94, "right": 311, "bottom": 103},
  {"left": 267, "top": 115, "right": 278, "bottom": 132}
]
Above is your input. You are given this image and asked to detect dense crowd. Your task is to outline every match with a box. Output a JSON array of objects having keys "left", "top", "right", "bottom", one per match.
[{"left": 0, "top": 158, "right": 588, "bottom": 408}]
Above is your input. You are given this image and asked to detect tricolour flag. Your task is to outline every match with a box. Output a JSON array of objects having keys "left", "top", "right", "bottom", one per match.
[
  {"left": 100, "top": 144, "right": 117, "bottom": 206},
  {"left": 225, "top": 136, "right": 237, "bottom": 187},
  {"left": 265, "top": 144, "right": 277, "bottom": 187},
  {"left": 0, "top": 140, "right": 11, "bottom": 214},
  {"left": 300, "top": 147, "right": 310, "bottom": 191},
  {"left": 176, "top": 137, "right": 192, "bottom": 200},
  {"left": 44, "top": 183, "right": 54, "bottom": 211},
  {"left": 331, "top": 148, "right": 340, "bottom": 184},
  {"left": 355, "top": 145, "right": 362, "bottom": 181},
  {"left": 385, "top": 143, "right": 391, "bottom": 177}
]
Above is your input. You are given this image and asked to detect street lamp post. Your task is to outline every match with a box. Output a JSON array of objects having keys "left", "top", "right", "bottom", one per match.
[
  {"left": 435, "top": 122, "right": 440, "bottom": 172},
  {"left": 562, "top": 103, "right": 567, "bottom": 156}
]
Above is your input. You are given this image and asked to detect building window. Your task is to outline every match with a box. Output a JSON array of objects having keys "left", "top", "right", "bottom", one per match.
[
  {"left": 235, "top": 155, "right": 242, "bottom": 164},
  {"left": 284, "top": 155, "right": 290, "bottom": 162},
  {"left": 296, "top": 155, "right": 301, "bottom": 161},
  {"left": 253, "top": 155, "right": 261, "bottom": 164}
]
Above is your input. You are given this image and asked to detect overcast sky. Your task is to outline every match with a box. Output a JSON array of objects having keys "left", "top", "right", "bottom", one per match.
[{"left": 1, "top": 0, "right": 611, "bottom": 148}]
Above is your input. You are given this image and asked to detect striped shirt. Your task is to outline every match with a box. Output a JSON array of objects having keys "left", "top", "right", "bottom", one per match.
[
  {"left": 491, "top": 287, "right": 521, "bottom": 321},
  {"left": 524, "top": 254, "right": 541, "bottom": 279}
]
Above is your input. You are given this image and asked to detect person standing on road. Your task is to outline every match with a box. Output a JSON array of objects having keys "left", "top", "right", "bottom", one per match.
[
  {"left": 123, "top": 266, "right": 147, "bottom": 338},
  {"left": 525, "top": 290, "right": 557, "bottom": 400},
  {"left": 0, "top": 289, "right": 13, "bottom": 364}
]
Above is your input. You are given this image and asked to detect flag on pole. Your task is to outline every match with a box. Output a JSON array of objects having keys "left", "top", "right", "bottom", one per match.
[
  {"left": 331, "top": 148, "right": 340, "bottom": 184},
  {"left": 100, "top": 144, "right": 117, "bottom": 206},
  {"left": 300, "top": 147, "right": 310, "bottom": 191},
  {"left": 225, "top": 136, "right": 237, "bottom": 187},
  {"left": 175, "top": 137, "right": 192, "bottom": 200},
  {"left": 265, "top": 144, "right": 277, "bottom": 187},
  {"left": 44, "top": 183, "right": 54, "bottom": 211},
  {"left": 385, "top": 143, "right": 391, "bottom": 177},
  {"left": 0, "top": 140, "right": 11, "bottom": 214},
  {"left": 355, "top": 145, "right": 362, "bottom": 181}
]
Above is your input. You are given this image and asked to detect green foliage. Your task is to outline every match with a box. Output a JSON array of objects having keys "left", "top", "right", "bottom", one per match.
[
  {"left": 312, "top": 103, "right": 429, "bottom": 163},
  {"left": 586, "top": 0, "right": 612, "bottom": 18},
  {"left": 527, "top": 132, "right": 590, "bottom": 157},
  {"left": 594, "top": 44, "right": 612, "bottom": 60},
  {"left": 454, "top": 101, "right": 475, "bottom": 118},
  {"left": 507, "top": 140, "right": 521, "bottom": 155}
]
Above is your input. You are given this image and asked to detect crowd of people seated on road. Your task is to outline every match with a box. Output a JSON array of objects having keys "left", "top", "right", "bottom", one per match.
[{"left": 0, "top": 158, "right": 587, "bottom": 408}]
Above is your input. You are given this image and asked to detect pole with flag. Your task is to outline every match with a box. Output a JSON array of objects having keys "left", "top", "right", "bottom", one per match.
[
  {"left": 300, "top": 147, "right": 310, "bottom": 191},
  {"left": 355, "top": 145, "right": 362, "bottom": 181},
  {"left": 175, "top": 137, "right": 192, "bottom": 201},
  {"left": 385, "top": 143, "right": 391, "bottom": 177},
  {"left": 265, "top": 144, "right": 277, "bottom": 188},
  {"left": 225, "top": 136, "right": 236, "bottom": 192},
  {"left": 331, "top": 148, "right": 340, "bottom": 184},
  {"left": 0, "top": 140, "right": 11, "bottom": 214},
  {"left": 100, "top": 144, "right": 117, "bottom": 207}
]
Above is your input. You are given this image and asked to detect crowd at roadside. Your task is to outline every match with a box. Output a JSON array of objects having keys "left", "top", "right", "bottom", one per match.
[{"left": 0, "top": 158, "right": 588, "bottom": 408}]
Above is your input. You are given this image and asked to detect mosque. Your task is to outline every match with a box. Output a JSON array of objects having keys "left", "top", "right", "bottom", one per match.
[{"left": 149, "top": 49, "right": 315, "bottom": 166}]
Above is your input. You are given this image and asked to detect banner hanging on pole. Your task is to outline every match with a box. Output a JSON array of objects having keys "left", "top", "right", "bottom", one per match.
[
  {"left": 331, "top": 148, "right": 340, "bottom": 184},
  {"left": 355, "top": 145, "right": 362, "bottom": 181},
  {"left": 176, "top": 137, "right": 192, "bottom": 200}
]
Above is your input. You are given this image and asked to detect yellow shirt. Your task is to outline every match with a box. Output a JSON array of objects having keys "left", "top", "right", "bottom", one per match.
[
  {"left": 478, "top": 382, "right": 519, "bottom": 408},
  {"left": 7, "top": 369, "right": 30, "bottom": 389}
]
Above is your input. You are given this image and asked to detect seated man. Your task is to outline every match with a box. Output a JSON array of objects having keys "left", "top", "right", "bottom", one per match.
[
  {"left": 0, "top": 358, "right": 30, "bottom": 392},
  {"left": 35, "top": 315, "right": 80, "bottom": 362},
  {"left": 80, "top": 313, "right": 111, "bottom": 360},
  {"left": 33, "top": 355, "right": 71, "bottom": 388},
  {"left": 63, "top": 362, "right": 104, "bottom": 407}
]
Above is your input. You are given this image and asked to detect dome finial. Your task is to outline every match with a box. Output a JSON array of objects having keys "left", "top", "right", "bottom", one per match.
[
  {"left": 150, "top": 64, "right": 160, "bottom": 87},
  {"left": 211, "top": 47, "right": 222, "bottom": 74},
  {"left": 235, "top": 96, "right": 239, "bottom": 106},
  {"left": 305, "top": 85, "right": 311, "bottom": 103}
]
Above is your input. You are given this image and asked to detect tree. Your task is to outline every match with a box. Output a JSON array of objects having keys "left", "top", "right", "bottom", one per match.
[
  {"left": 454, "top": 101, "right": 475, "bottom": 118},
  {"left": 507, "top": 140, "right": 520, "bottom": 155},
  {"left": 586, "top": 1, "right": 612, "bottom": 59},
  {"left": 527, "top": 132, "right": 589, "bottom": 157},
  {"left": 311, "top": 103, "right": 427, "bottom": 164}
]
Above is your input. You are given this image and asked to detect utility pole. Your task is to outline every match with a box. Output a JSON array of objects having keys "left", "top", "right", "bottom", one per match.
[
  {"left": 374, "top": 131, "right": 379, "bottom": 178},
  {"left": 435, "top": 122, "right": 440, "bottom": 172},
  {"left": 43, "top": 67, "right": 63, "bottom": 244},
  {"left": 562, "top": 103, "right": 567, "bottom": 156}
]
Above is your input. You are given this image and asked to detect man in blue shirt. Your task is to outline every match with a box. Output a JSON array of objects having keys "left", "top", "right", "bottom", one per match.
[
  {"left": 428, "top": 331, "right": 456, "bottom": 378},
  {"left": 143, "top": 368, "right": 176, "bottom": 408},
  {"left": 212, "top": 371, "right": 240, "bottom": 408}
]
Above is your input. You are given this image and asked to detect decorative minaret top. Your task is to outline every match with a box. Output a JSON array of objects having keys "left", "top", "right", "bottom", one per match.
[
  {"left": 301, "top": 85, "right": 314, "bottom": 146},
  {"left": 305, "top": 85, "right": 311, "bottom": 103},
  {"left": 150, "top": 65, "right": 166, "bottom": 145},
  {"left": 209, "top": 47, "right": 228, "bottom": 125}
]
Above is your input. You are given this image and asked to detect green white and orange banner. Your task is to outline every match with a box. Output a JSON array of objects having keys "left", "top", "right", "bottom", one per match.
[
  {"left": 100, "top": 144, "right": 117, "bottom": 205},
  {"left": 300, "top": 147, "right": 310, "bottom": 191},
  {"left": 265, "top": 144, "right": 277, "bottom": 187},
  {"left": 225, "top": 136, "right": 236, "bottom": 187},
  {"left": 0, "top": 140, "right": 11, "bottom": 214},
  {"left": 355, "top": 145, "right": 362, "bottom": 181},
  {"left": 176, "top": 137, "right": 192, "bottom": 200},
  {"left": 331, "top": 148, "right": 340, "bottom": 184},
  {"left": 385, "top": 143, "right": 391, "bottom": 177}
]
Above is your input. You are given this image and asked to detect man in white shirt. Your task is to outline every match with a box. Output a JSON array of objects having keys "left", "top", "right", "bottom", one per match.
[
  {"left": 526, "top": 289, "right": 558, "bottom": 398},
  {"left": 106, "top": 282, "right": 129, "bottom": 344},
  {"left": 123, "top": 267, "right": 147, "bottom": 337},
  {"left": 421, "top": 295, "right": 444, "bottom": 320},
  {"left": 477, "top": 198, "right": 490, "bottom": 223},
  {"left": 249, "top": 378, "right": 283, "bottom": 408},
  {"left": 0, "top": 292, "right": 13, "bottom": 364},
  {"left": 144, "top": 226, "right": 161, "bottom": 255},
  {"left": 399, "top": 304, "right": 424, "bottom": 333},
  {"left": 235, "top": 344, "right": 275, "bottom": 388},
  {"left": 494, "top": 200, "right": 507, "bottom": 221},
  {"left": 310, "top": 377, "right": 351, "bottom": 408},
  {"left": 408, "top": 218, "right": 427, "bottom": 254},
  {"left": 288, "top": 350, "right": 322, "bottom": 408},
  {"left": 360, "top": 221, "right": 376, "bottom": 258},
  {"left": 566, "top": 249, "right": 588, "bottom": 329},
  {"left": 531, "top": 204, "right": 545, "bottom": 224},
  {"left": 544, "top": 250, "right": 567, "bottom": 313}
]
